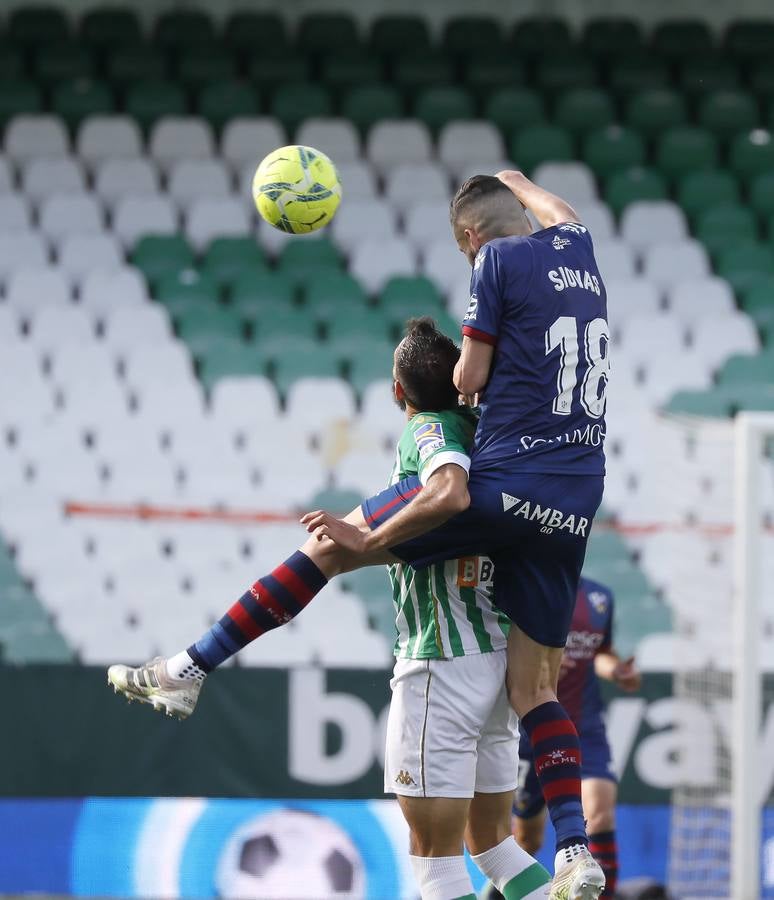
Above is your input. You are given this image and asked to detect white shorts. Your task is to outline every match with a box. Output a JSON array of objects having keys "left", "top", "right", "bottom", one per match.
[{"left": 384, "top": 650, "right": 520, "bottom": 799}]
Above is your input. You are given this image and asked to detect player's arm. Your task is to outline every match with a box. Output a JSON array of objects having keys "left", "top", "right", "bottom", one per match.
[
  {"left": 454, "top": 335, "right": 495, "bottom": 396},
  {"left": 496, "top": 170, "right": 579, "bottom": 229},
  {"left": 594, "top": 650, "right": 642, "bottom": 692},
  {"left": 302, "top": 463, "right": 470, "bottom": 554}
]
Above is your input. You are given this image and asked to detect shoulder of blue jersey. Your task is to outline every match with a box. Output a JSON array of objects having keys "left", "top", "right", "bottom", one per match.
[{"left": 580, "top": 575, "right": 614, "bottom": 611}]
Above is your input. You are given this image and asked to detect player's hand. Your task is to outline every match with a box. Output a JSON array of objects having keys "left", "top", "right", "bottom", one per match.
[
  {"left": 612, "top": 656, "right": 641, "bottom": 692},
  {"left": 300, "top": 510, "right": 369, "bottom": 553},
  {"left": 495, "top": 169, "right": 527, "bottom": 190}
]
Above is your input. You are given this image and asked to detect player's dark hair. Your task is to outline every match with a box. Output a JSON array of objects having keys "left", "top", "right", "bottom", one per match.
[
  {"left": 450, "top": 174, "right": 516, "bottom": 227},
  {"left": 395, "top": 317, "right": 460, "bottom": 412}
]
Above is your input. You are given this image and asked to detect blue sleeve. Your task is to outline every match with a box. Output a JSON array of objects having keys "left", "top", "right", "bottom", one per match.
[{"left": 461, "top": 243, "right": 510, "bottom": 346}]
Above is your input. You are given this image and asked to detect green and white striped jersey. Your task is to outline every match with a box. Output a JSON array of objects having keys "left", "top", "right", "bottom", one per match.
[{"left": 387, "top": 408, "right": 510, "bottom": 659}]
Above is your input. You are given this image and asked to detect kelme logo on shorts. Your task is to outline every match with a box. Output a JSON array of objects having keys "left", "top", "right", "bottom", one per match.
[{"left": 501, "top": 493, "right": 589, "bottom": 536}]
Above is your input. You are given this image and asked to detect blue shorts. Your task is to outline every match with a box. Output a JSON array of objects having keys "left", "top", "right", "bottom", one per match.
[
  {"left": 513, "top": 722, "right": 616, "bottom": 820},
  {"left": 361, "top": 470, "right": 604, "bottom": 648}
]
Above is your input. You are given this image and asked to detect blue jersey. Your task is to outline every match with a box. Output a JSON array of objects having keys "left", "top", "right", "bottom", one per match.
[
  {"left": 461, "top": 223, "right": 609, "bottom": 475},
  {"left": 560, "top": 576, "right": 614, "bottom": 732}
]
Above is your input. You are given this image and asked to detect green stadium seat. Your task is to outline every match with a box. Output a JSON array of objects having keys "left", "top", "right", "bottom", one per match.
[
  {"left": 320, "top": 51, "right": 383, "bottom": 90},
  {"left": 732, "top": 384, "right": 774, "bottom": 413},
  {"left": 698, "top": 90, "right": 759, "bottom": 139},
  {"left": 322, "top": 307, "right": 391, "bottom": 340},
  {"left": 248, "top": 52, "right": 311, "bottom": 90},
  {"left": 392, "top": 54, "right": 456, "bottom": 92},
  {"left": 443, "top": 16, "right": 504, "bottom": 53},
  {"left": 1, "top": 622, "right": 75, "bottom": 664},
  {"left": 696, "top": 205, "right": 758, "bottom": 254},
  {"left": 0, "top": 46, "right": 25, "bottom": 79},
  {"left": 581, "top": 18, "right": 643, "bottom": 57},
  {"left": 198, "top": 340, "right": 267, "bottom": 388},
  {"left": 414, "top": 86, "right": 476, "bottom": 133},
  {"left": 230, "top": 271, "right": 296, "bottom": 313},
  {"left": 176, "top": 49, "right": 237, "bottom": 89},
  {"left": 724, "top": 20, "right": 774, "bottom": 60},
  {"left": 255, "top": 308, "right": 318, "bottom": 341},
  {"left": 663, "top": 389, "right": 732, "bottom": 418},
  {"left": 655, "top": 126, "right": 718, "bottom": 178},
  {"left": 131, "top": 236, "right": 195, "bottom": 283},
  {"left": 270, "top": 83, "right": 333, "bottom": 133},
  {"left": 585, "top": 529, "right": 633, "bottom": 564},
  {"left": 304, "top": 272, "right": 369, "bottom": 318},
  {"left": 296, "top": 14, "right": 362, "bottom": 53},
  {"left": 740, "top": 277, "right": 774, "bottom": 316},
  {"left": 278, "top": 238, "right": 342, "bottom": 277},
  {"left": 463, "top": 58, "right": 525, "bottom": 106},
  {"left": 582, "top": 125, "right": 646, "bottom": 178},
  {"left": 749, "top": 173, "right": 774, "bottom": 218},
  {"left": 125, "top": 80, "right": 187, "bottom": 131},
  {"left": 652, "top": 20, "right": 714, "bottom": 59},
  {"left": 511, "top": 18, "right": 573, "bottom": 55},
  {"left": 154, "top": 9, "right": 216, "bottom": 48},
  {"left": 717, "top": 242, "right": 774, "bottom": 293},
  {"left": 177, "top": 305, "right": 244, "bottom": 343},
  {"left": 0, "top": 80, "right": 43, "bottom": 125},
  {"left": 729, "top": 130, "right": 774, "bottom": 180},
  {"left": 625, "top": 89, "right": 687, "bottom": 139},
  {"left": 605, "top": 166, "right": 668, "bottom": 214},
  {"left": 80, "top": 8, "right": 142, "bottom": 48},
  {"left": 679, "top": 56, "right": 741, "bottom": 96},
  {"left": 716, "top": 351, "right": 774, "bottom": 386},
  {"left": 380, "top": 275, "right": 445, "bottom": 315},
  {"left": 224, "top": 12, "right": 288, "bottom": 51},
  {"left": 370, "top": 16, "right": 431, "bottom": 54},
  {"left": 271, "top": 345, "right": 342, "bottom": 394},
  {"left": 156, "top": 269, "right": 220, "bottom": 307},
  {"left": 201, "top": 238, "right": 267, "bottom": 289},
  {"left": 676, "top": 169, "right": 741, "bottom": 219},
  {"left": 346, "top": 340, "right": 399, "bottom": 392},
  {"left": 536, "top": 55, "right": 598, "bottom": 93},
  {"left": 510, "top": 124, "right": 574, "bottom": 174},
  {"left": 554, "top": 88, "right": 615, "bottom": 137},
  {"left": 750, "top": 62, "right": 774, "bottom": 101},
  {"left": 33, "top": 43, "right": 95, "bottom": 84},
  {"left": 197, "top": 80, "right": 258, "bottom": 131},
  {"left": 107, "top": 45, "right": 168, "bottom": 87},
  {"left": 52, "top": 79, "right": 115, "bottom": 129},
  {"left": 308, "top": 487, "right": 365, "bottom": 513},
  {"left": 483, "top": 88, "right": 546, "bottom": 134},
  {"left": 609, "top": 56, "right": 670, "bottom": 95},
  {"left": 8, "top": 7, "right": 70, "bottom": 45},
  {"left": 341, "top": 84, "right": 404, "bottom": 132}
]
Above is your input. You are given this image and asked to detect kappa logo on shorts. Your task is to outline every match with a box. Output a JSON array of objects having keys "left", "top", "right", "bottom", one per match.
[
  {"left": 500, "top": 493, "right": 589, "bottom": 536},
  {"left": 395, "top": 770, "right": 416, "bottom": 786},
  {"left": 413, "top": 421, "right": 446, "bottom": 461}
]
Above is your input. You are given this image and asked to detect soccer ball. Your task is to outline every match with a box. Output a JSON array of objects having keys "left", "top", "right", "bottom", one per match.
[
  {"left": 252, "top": 145, "right": 342, "bottom": 234},
  {"left": 215, "top": 808, "right": 366, "bottom": 898}
]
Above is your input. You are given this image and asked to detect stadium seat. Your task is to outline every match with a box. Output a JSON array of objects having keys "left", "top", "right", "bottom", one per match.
[
  {"left": 331, "top": 161, "right": 378, "bottom": 200},
  {"left": 483, "top": 88, "right": 546, "bottom": 134},
  {"left": 9, "top": 7, "right": 70, "bottom": 45},
  {"left": 21, "top": 155, "right": 86, "bottom": 202},
  {"left": 0, "top": 232, "right": 50, "bottom": 279},
  {"left": 39, "top": 193, "right": 104, "bottom": 244},
  {"left": 113, "top": 196, "right": 178, "bottom": 249},
  {"left": 0, "top": 192, "right": 32, "bottom": 231},
  {"left": 414, "top": 87, "right": 476, "bottom": 133},
  {"left": 592, "top": 240, "right": 637, "bottom": 279},
  {"left": 196, "top": 81, "right": 259, "bottom": 132},
  {"left": 123, "top": 342, "right": 198, "bottom": 393},
  {"left": 6, "top": 266, "right": 71, "bottom": 314},
  {"left": 696, "top": 204, "right": 758, "bottom": 253},
  {"left": 0, "top": 158, "right": 14, "bottom": 194},
  {"left": 652, "top": 20, "right": 714, "bottom": 58},
  {"left": 716, "top": 241, "right": 774, "bottom": 292},
  {"left": 248, "top": 52, "right": 311, "bottom": 91},
  {"left": 79, "top": 268, "right": 148, "bottom": 314},
  {"left": 28, "top": 305, "right": 95, "bottom": 352},
  {"left": 57, "top": 234, "right": 122, "bottom": 280},
  {"left": 403, "top": 201, "right": 455, "bottom": 252},
  {"left": 668, "top": 277, "right": 736, "bottom": 320},
  {"left": 510, "top": 124, "right": 574, "bottom": 173},
  {"left": 75, "top": 115, "right": 143, "bottom": 167},
  {"left": 555, "top": 88, "right": 615, "bottom": 136},
  {"left": 230, "top": 270, "right": 295, "bottom": 314},
  {"left": 5, "top": 114, "right": 69, "bottom": 161},
  {"left": 102, "top": 304, "right": 173, "bottom": 354},
  {"left": 749, "top": 172, "right": 774, "bottom": 217},
  {"left": 421, "top": 239, "right": 471, "bottom": 299},
  {"left": 728, "top": 129, "right": 774, "bottom": 180},
  {"left": 437, "top": 121, "right": 505, "bottom": 178},
  {"left": 512, "top": 18, "right": 573, "bottom": 54},
  {"left": 676, "top": 169, "right": 741, "bottom": 219},
  {"left": 93, "top": 158, "right": 159, "bottom": 207},
  {"left": 176, "top": 50, "right": 237, "bottom": 92},
  {"left": 392, "top": 52, "right": 455, "bottom": 92},
  {"left": 536, "top": 55, "right": 598, "bottom": 93},
  {"left": 530, "top": 163, "right": 598, "bottom": 207},
  {"left": 582, "top": 17, "right": 643, "bottom": 56},
  {"left": 270, "top": 84, "right": 334, "bottom": 133},
  {"left": 295, "top": 118, "right": 360, "bottom": 163},
  {"left": 124, "top": 81, "right": 187, "bottom": 132},
  {"left": 148, "top": 117, "right": 215, "bottom": 173},
  {"left": 224, "top": 10, "right": 287, "bottom": 49},
  {"left": 464, "top": 54, "right": 525, "bottom": 97},
  {"left": 605, "top": 167, "right": 668, "bottom": 214},
  {"left": 366, "top": 120, "right": 433, "bottom": 174},
  {"left": 167, "top": 159, "right": 231, "bottom": 210},
  {"left": 679, "top": 54, "right": 740, "bottom": 96},
  {"left": 80, "top": 7, "right": 142, "bottom": 47},
  {"left": 574, "top": 202, "right": 615, "bottom": 240},
  {"left": 605, "top": 278, "right": 662, "bottom": 320},
  {"left": 0, "top": 81, "right": 43, "bottom": 127},
  {"left": 698, "top": 89, "right": 759, "bottom": 138},
  {"left": 619, "top": 201, "right": 688, "bottom": 250},
  {"left": 642, "top": 240, "right": 710, "bottom": 287},
  {"left": 690, "top": 314, "right": 759, "bottom": 368},
  {"left": 200, "top": 237, "right": 266, "bottom": 289},
  {"left": 350, "top": 236, "right": 417, "bottom": 294},
  {"left": 220, "top": 117, "right": 286, "bottom": 171},
  {"left": 187, "top": 196, "right": 251, "bottom": 252},
  {"left": 330, "top": 199, "right": 396, "bottom": 252},
  {"left": 609, "top": 56, "right": 670, "bottom": 95},
  {"left": 341, "top": 85, "right": 404, "bottom": 134},
  {"left": 52, "top": 79, "right": 115, "bottom": 130},
  {"left": 656, "top": 126, "right": 718, "bottom": 178},
  {"left": 107, "top": 45, "right": 168, "bottom": 87},
  {"left": 370, "top": 15, "right": 430, "bottom": 53},
  {"left": 131, "top": 235, "right": 195, "bottom": 285},
  {"left": 154, "top": 9, "right": 216, "bottom": 47},
  {"left": 583, "top": 125, "right": 646, "bottom": 178},
  {"left": 625, "top": 88, "right": 687, "bottom": 139},
  {"left": 385, "top": 163, "right": 450, "bottom": 209},
  {"left": 34, "top": 42, "right": 93, "bottom": 86}
]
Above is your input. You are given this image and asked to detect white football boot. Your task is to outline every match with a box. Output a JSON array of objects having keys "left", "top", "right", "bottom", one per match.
[
  {"left": 107, "top": 656, "right": 203, "bottom": 720},
  {"left": 549, "top": 845, "right": 606, "bottom": 900}
]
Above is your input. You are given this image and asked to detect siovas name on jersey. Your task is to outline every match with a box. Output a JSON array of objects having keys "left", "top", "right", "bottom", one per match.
[
  {"left": 501, "top": 493, "right": 589, "bottom": 536},
  {"left": 548, "top": 267, "right": 601, "bottom": 295}
]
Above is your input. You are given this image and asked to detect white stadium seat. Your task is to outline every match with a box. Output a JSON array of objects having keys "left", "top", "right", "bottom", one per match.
[
  {"left": 295, "top": 118, "right": 360, "bottom": 163},
  {"left": 532, "top": 162, "right": 598, "bottom": 207},
  {"left": 620, "top": 201, "right": 687, "bottom": 251},
  {"left": 575, "top": 202, "right": 615, "bottom": 241},
  {"left": 112, "top": 195, "right": 178, "bottom": 249},
  {"left": 167, "top": 158, "right": 232, "bottom": 210},
  {"left": 0, "top": 156, "right": 13, "bottom": 192},
  {"left": 437, "top": 120, "right": 505, "bottom": 177},
  {"left": 334, "top": 161, "right": 378, "bottom": 200},
  {"left": 605, "top": 278, "right": 662, "bottom": 325},
  {"left": 75, "top": 115, "right": 143, "bottom": 166},
  {"left": 122, "top": 341, "right": 196, "bottom": 392},
  {"left": 421, "top": 239, "right": 470, "bottom": 299},
  {"left": 618, "top": 313, "right": 687, "bottom": 368},
  {"left": 593, "top": 240, "right": 637, "bottom": 280},
  {"left": 27, "top": 306, "right": 95, "bottom": 350},
  {"left": 21, "top": 156, "right": 86, "bottom": 202},
  {"left": 0, "top": 307, "right": 21, "bottom": 342},
  {"left": 366, "top": 120, "right": 432, "bottom": 174},
  {"left": 667, "top": 277, "right": 736, "bottom": 321},
  {"left": 690, "top": 313, "right": 759, "bottom": 368},
  {"left": 148, "top": 116, "right": 215, "bottom": 172},
  {"left": 642, "top": 240, "right": 710, "bottom": 287},
  {"left": 210, "top": 376, "right": 280, "bottom": 433},
  {"left": 349, "top": 236, "right": 417, "bottom": 294},
  {"left": 56, "top": 234, "right": 122, "bottom": 280},
  {"left": 0, "top": 231, "right": 49, "bottom": 279},
  {"left": 5, "top": 115, "right": 69, "bottom": 161},
  {"left": 185, "top": 196, "right": 251, "bottom": 250},
  {"left": 0, "top": 192, "right": 32, "bottom": 231},
  {"left": 5, "top": 266, "right": 71, "bottom": 314},
  {"left": 49, "top": 343, "right": 117, "bottom": 388},
  {"left": 331, "top": 199, "right": 396, "bottom": 252},
  {"left": 385, "top": 162, "right": 450, "bottom": 209},
  {"left": 403, "top": 201, "right": 454, "bottom": 251},
  {"left": 79, "top": 267, "right": 148, "bottom": 313},
  {"left": 284, "top": 377, "right": 357, "bottom": 432},
  {"left": 93, "top": 158, "right": 160, "bottom": 207},
  {"left": 102, "top": 304, "right": 172, "bottom": 352},
  {"left": 221, "top": 117, "right": 286, "bottom": 170},
  {"left": 39, "top": 192, "right": 104, "bottom": 244}
]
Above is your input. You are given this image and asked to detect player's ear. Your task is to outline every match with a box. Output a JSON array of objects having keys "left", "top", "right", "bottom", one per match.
[
  {"left": 393, "top": 380, "right": 405, "bottom": 403},
  {"left": 465, "top": 227, "right": 482, "bottom": 254}
]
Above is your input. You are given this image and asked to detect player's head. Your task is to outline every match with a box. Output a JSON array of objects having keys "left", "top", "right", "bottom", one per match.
[
  {"left": 450, "top": 174, "right": 532, "bottom": 265},
  {"left": 393, "top": 317, "right": 460, "bottom": 414}
]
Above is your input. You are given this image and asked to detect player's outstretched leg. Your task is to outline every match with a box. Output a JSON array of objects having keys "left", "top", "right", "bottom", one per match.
[{"left": 107, "top": 511, "right": 391, "bottom": 718}]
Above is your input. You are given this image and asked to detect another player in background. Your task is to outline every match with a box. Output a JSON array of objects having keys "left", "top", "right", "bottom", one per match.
[
  {"left": 110, "top": 320, "right": 550, "bottom": 900},
  {"left": 488, "top": 577, "right": 641, "bottom": 900}
]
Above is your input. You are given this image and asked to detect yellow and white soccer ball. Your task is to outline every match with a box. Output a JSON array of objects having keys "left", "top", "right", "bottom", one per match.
[{"left": 252, "top": 145, "right": 342, "bottom": 234}]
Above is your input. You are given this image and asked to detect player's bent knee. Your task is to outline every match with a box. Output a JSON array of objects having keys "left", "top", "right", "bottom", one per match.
[
  {"left": 586, "top": 807, "right": 615, "bottom": 835},
  {"left": 512, "top": 818, "right": 544, "bottom": 856}
]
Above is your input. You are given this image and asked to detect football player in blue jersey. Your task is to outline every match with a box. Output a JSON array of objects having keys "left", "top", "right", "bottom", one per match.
[
  {"left": 486, "top": 575, "right": 641, "bottom": 900},
  {"left": 306, "top": 172, "right": 610, "bottom": 899}
]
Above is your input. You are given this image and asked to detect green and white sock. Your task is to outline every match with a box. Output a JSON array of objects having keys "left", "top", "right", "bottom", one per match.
[
  {"left": 409, "top": 854, "right": 477, "bottom": 900},
  {"left": 471, "top": 837, "right": 551, "bottom": 899}
]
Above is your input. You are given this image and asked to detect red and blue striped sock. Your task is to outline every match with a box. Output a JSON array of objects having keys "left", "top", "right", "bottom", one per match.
[
  {"left": 187, "top": 551, "right": 328, "bottom": 671},
  {"left": 588, "top": 830, "right": 617, "bottom": 897},
  {"left": 520, "top": 701, "right": 587, "bottom": 853}
]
